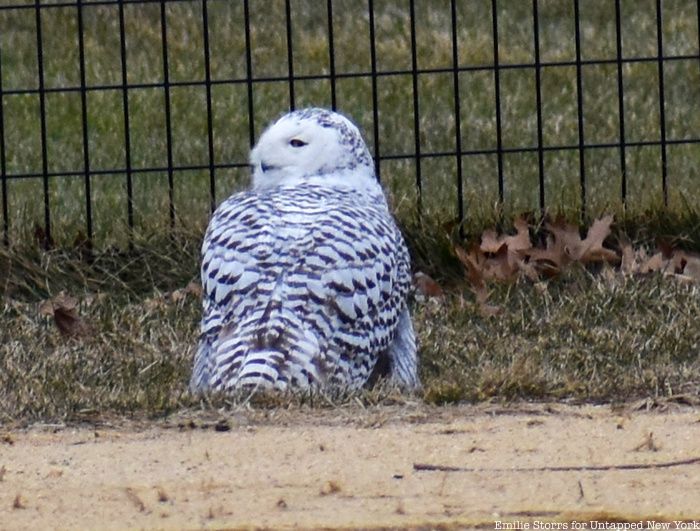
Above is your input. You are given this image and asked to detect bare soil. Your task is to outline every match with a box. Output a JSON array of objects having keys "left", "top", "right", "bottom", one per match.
[{"left": 2, "top": 403, "right": 700, "bottom": 530}]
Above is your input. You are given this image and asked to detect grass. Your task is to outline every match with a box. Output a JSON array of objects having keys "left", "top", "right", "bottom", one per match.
[
  {"left": 1, "top": 225, "right": 699, "bottom": 424},
  {"left": 1, "top": 1, "right": 700, "bottom": 423},
  {"left": 2, "top": 1, "right": 700, "bottom": 244}
]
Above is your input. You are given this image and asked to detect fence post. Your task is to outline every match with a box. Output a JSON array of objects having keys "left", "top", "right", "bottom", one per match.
[
  {"left": 491, "top": 0, "right": 505, "bottom": 205},
  {"left": 201, "top": 0, "right": 216, "bottom": 213},
  {"left": 450, "top": 0, "right": 464, "bottom": 229},
  {"left": 118, "top": 1, "right": 134, "bottom": 240},
  {"left": 159, "top": 0, "right": 175, "bottom": 230},
  {"left": 655, "top": 0, "right": 668, "bottom": 207},
  {"left": 368, "top": 0, "right": 381, "bottom": 181},
  {"left": 76, "top": 0, "right": 93, "bottom": 243},
  {"left": 614, "top": 0, "right": 628, "bottom": 206},
  {"left": 0, "top": 48, "right": 7, "bottom": 246},
  {"left": 34, "top": 0, "right": 51, "bottom": 248},
  {"left": 409, "top": 0, "right": 422, "bottom": 208},
  {"left": 532, "top": 0, "right": 545, "bottom": 212},
  {"left": 573, "top": 0, "right": 587, "bottom": 220}
]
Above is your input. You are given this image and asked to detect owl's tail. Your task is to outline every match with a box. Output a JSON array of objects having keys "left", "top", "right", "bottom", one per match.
[{"left": 191, "top": 306, "right": 325, "bottom": 392}]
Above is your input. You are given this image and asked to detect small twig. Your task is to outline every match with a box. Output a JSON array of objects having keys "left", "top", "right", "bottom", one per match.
[
  {"left": 413, "top": 455, "right": 700, "bottom": 473},
  {"left": 124, "top": 487, "right": 147, "bottom": 512}
]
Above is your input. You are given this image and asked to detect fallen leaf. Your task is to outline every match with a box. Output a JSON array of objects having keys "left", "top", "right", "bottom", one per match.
[
  {"left": 479, "top": 229, "right": 504, "bottom": 254},
  {"left": 669, "top": 249, "right": 688, "bottom": 275},
  {"left": 639, "top": 252, "right": 668, "bottom": 274},
  {"left": 170, "top": 281, "right": 202, "bottom": 303},
  {"left": 454, "top": 244, "right": 501, "bottom": 314},
  {"left": 657, "top": 239, "right": 675, "bottom": 259},
  {"left": 184, "top": 281, "right": 203, "bottom": 297},
  {"left": 505, "top": 216, "right": 532, "bottom": 252},
  {"left": 524, "top": 234, "right": 568, "bottom": 277},
  {"left": 38, "top": 292, "right": 91, "bottom": 338},
  {"left": 681, "top": 253, "right": 700, "bottom": 281},
  {"left": 454, "top": 244, "right": 485, "bottom": 290},
  {"left": 482, "top": 243, "right": 518, "bottom": 282},
  {"left": 545, "top": 216, "right": 581, "bottom": 262},
  {"left": 413, "top": 272, "right": 444, "bottom": 298},
  {"left": 479, "top": 217, "right": 531, "bottom": 254},
  {"left": 578, "top": 215, "right": 619, "bottom": 264}
]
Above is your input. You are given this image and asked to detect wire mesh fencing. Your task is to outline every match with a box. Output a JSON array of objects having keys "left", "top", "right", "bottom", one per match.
[{"left": 1, "top": 0, "right": 699, "bottom": 247}]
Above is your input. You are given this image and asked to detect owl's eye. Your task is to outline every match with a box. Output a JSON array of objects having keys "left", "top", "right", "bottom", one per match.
[{"left": 289, "top": 138, "right": 307, "bottom": 148}]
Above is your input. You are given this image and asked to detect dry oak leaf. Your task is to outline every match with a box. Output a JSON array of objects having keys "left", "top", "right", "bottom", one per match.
[
  {"left": 680, "top": 252, "right": 700, "bottom": 281},
  {"left": 479, "top": 217, "right": 533, "bottom": 280},
  {"left": 546, "top": 214, "right": 618, "bottom": 263},
  {"left": 170, "top": 281, "right": 203, "bottom": 303},
  {"left": 454, "top": 244, "right": 485, "bottom": 289},
  {"left": 640, "top": 252, "right": 669, "bottom": 274},
  {"left": 38, "top": 292, "right": 92, "bottom": 338},
  {"left": 527, "top": 215, "right": 618, "bottom": 275},
  {"left": 145, "top": 281, "right": 203, "bottom": 310},
  {"left": 577, "top": 215, "right": 619, "bottom": 264},
  {"left": 482, "top": 242, "right": 519, "bottom": 281},
  {"left": 453, "top": 245, "right": 500, "bottom": 316},
  {"left": 413, "top": 272, "right": 444, "bottom": 298},
  {"left": 524, "top": 233, "right": 569, "bottom": 276},
  {"left": 661, "top": 249, "right": 700, "bottom": 283},
  {"left": 480, "top": 217, "right": 531, "bottom": 254}
]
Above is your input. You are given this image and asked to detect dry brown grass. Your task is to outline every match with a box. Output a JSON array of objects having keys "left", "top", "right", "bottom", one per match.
[{"left": 1, "top": 221, "right": 699, "bottom": 424}]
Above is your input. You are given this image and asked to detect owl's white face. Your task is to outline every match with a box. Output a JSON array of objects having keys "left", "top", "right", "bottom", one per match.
[{"left": 249, "top": 108, "right": 376, "bottom": 191}]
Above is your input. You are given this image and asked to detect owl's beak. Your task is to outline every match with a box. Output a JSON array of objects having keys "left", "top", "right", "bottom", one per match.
[{"left": 260, "top": 162, "right": 276, "bottom": 173}]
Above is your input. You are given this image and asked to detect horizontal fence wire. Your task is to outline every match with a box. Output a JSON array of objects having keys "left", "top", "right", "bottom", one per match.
[{"left": 1, "top": 0, "right": 699, "bottom": 247}]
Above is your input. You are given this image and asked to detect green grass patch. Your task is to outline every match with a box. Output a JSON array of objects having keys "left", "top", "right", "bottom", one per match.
[{"left": 2, "top": 1, "right": 700, "bottom": 245}]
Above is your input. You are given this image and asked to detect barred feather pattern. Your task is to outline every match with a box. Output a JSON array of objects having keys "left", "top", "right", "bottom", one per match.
[
  {"left": 191, "top": 185, "right": 412, "bottom": 391},
  {"left": 190, "top": 107, "right": 418, "bottom": 392}
]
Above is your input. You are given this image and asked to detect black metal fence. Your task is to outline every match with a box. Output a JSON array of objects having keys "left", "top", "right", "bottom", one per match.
[{"left": 1, "top": 0, "right": 700, "bottom": 247}]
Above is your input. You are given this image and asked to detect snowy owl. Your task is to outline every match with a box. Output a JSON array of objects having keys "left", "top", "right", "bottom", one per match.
[{"left": 190, "top": 108, "right": 418, "bottom": 392}]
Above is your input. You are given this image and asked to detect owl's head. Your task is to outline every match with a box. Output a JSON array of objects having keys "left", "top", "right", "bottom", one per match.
[{"left": 249, "top": 108, "right": 377, "bottom": 191}]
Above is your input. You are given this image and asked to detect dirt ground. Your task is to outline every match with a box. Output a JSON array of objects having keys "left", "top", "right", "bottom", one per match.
[{"left": 1, "top": 402, "right": 700, "bottom": 530}]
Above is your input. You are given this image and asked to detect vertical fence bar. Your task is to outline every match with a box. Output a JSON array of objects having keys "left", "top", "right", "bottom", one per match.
[
  {"left": 655, "top": 0, "right": 668, "bottom": 206},
  {"left": 614, "top": 0, "right": 627, "bottom": 204},
  {"left": 491, "top": 0, "right": 504, "bottom": 203},
  {"left": 118, "top": 1, "right": 134, "bottom": 237},
  {"left": 201, "top": 0, "right": 216, "bottom": 212},
  {"left": 532, "top": 0, "right": 545, "bottom": 211},
  {"left": 450, "top": 0, "right": 464, "bottom": 229},
  {"left": 573, "top": 0, "right": 587, "bottom": 219},
  {"left": 285, "top": 0, "right": 295, "bottom": 110},
  {"left": 408, "top": 0, "right": 422, "bottom": 205},
  {"left": 35, "top": 0, "right": 51, "bottom": 247},
  {"left": 368, "top": 0, "right": 381, "bottom": 180},
  {"left": 326, "top": 0, "right": 337, "bottom": 110},
  {"left": 243, "top": 0, "right": 255, "bottom": 146},
  {"left": 76, "top": 0, "right": 93, "bottom": 243},
  {"left": 159, "top": 0, "right": 175, "bottom": 229},
  {"left": 0, "top": 49, "right": 7, "bottom": 246}
]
